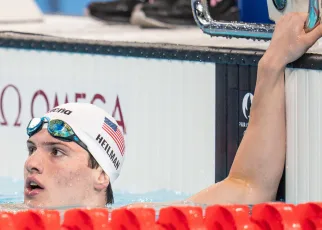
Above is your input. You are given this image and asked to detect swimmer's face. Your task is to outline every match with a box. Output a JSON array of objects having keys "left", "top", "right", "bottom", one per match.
[{"left": 24, "top": 129, "right": 108, "bottom": 208}]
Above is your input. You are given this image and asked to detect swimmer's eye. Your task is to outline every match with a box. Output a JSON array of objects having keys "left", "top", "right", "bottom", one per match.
[
  {"left": 27, "top": 146, "right": 36, "bottom": 156},
  {"left": 51, "top": 148, "right": 65, "bottom": 157}
]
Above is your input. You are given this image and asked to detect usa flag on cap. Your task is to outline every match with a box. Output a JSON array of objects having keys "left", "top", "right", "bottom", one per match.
[{"left": 102, "top": 117, "right": 125, "bottom": 156}]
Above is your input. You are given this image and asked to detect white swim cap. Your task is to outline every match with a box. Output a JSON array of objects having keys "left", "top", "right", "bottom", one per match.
[{"left": 43, "top": 102, "right": 125, "bottom": 184}]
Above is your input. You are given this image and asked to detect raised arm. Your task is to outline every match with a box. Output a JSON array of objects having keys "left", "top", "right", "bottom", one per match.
[
  {"left": 126, "top": 13, "right": 322, "bottom": 209},
  {"left": 187, "top": 12, "right": 322, "bottom": 205}
]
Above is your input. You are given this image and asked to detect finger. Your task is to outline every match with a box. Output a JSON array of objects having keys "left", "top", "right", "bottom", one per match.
[
  {"left": 274, "top": 12, "right": 305, "bottom": 26},
  {"left": 302, "top": 23, "right": 322, "bottom": 45}
]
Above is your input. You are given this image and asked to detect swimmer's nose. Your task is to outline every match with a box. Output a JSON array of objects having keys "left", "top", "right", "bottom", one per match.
[{"left": 25, "top": 151, "right": 44, "bottom": 174}]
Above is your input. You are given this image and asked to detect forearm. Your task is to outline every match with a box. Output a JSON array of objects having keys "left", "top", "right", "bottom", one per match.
[{"left": 228, "top": 52, "right": 286, "bottom": 200}]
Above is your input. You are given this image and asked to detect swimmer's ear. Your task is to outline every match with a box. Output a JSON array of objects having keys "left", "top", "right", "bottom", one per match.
[{"left": 93, "top": 167, "right": 110, "bottom": 191}]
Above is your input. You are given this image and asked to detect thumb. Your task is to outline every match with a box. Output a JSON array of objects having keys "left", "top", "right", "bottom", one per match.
[{"left": 302, "top": 23, "right": 322, "bottom": 46}]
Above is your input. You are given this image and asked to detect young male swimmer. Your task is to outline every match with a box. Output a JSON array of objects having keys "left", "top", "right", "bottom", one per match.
[{"left": 4, "top": 12, "right": 322, "bottom": 209}]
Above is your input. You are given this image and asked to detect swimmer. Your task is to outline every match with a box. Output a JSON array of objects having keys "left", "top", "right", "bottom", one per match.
[
  {"left": 2, "top": 12, "right": 322, "bottom": 209},
  {"left": 23, "top": 103, "right": 122, "bottom": 208}
]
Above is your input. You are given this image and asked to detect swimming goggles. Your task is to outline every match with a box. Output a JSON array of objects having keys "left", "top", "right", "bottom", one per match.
[{"left": 26, "top": 117, "right": 88, "bottom": 151}]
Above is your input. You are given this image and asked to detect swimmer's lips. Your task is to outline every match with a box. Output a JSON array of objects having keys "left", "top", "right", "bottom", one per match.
[{"left": 24, "top": 177, "right": 45, "bottom": 197}]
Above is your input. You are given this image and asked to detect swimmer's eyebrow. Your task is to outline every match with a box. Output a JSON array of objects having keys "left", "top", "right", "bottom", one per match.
[
  {"left": 26, "top": 140, "right": 72, "bottom": 150},
  {"left": 26, "top": 140, "right": 35, "bottom": 145}
]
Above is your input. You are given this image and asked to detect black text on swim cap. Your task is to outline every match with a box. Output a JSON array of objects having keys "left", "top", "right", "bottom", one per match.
[
  {"left": 49, "top": 108, "right": 73, "bottom": 115},
  {"left": 96, "top": 134, "right": 120, "bottom": 170}
]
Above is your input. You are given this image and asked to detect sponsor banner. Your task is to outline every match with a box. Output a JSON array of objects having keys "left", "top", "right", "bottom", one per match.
[
  {"left": 0, "top": 48, "right": 216, "bottom": 194},
  {"left": 239, "top": 91, "right": 253, "bottom": 142}
]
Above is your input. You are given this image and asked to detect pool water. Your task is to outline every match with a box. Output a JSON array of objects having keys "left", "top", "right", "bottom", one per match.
[
  {"left": 0, "top": 177, "right": 192, "bottom": 209},
  {"left": 112, "top": 190, "right": 192, "bottom": 207}
]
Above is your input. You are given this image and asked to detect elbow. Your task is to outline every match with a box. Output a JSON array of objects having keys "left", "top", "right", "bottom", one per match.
[{"left": 226, "top": 176, "right": 278, "bottom": 204}]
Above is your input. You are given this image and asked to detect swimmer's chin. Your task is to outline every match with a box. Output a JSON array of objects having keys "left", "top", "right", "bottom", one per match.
[
  {"left": 23, "top": 200, "right": 45, "bottom": 209},
  {"left": 23, "top": 198, "right": 61, "bottom": 209}
]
